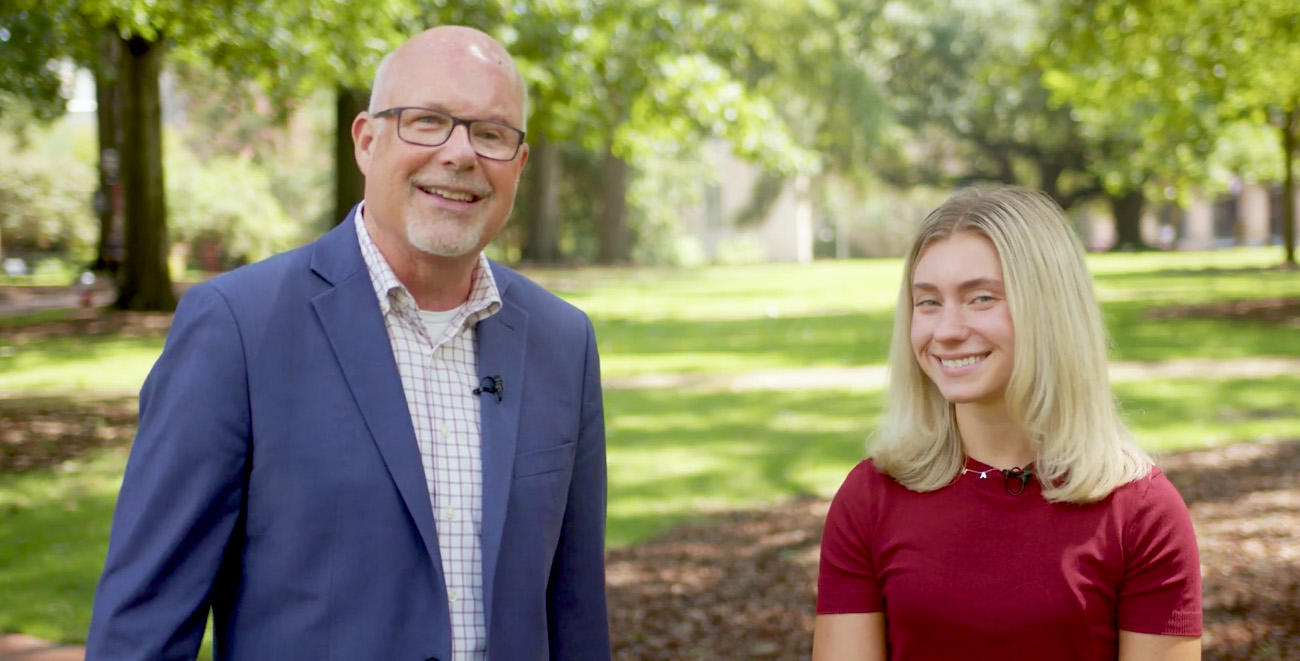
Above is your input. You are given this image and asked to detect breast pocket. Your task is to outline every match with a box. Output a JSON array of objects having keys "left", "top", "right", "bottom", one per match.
[
  {"left": 510, "top": 442, "right": 577, "bottom": 545},
  {"left": 514, "top": 441, "right": 576, "bottom": 478}
]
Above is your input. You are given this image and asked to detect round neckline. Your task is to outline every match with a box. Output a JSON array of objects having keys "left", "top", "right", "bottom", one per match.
[{"left": 960, "top": 457, "right": 1038, "bottom": 495}]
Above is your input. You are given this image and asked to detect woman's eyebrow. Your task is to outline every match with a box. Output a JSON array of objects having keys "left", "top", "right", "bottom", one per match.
[{"left": 911, "top": 277, "right": 1004, "bottom": 291}]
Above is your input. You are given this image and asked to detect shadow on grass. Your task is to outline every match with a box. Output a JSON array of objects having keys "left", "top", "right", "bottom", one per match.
[
  {"left": 0, "top": 397, "right": 138, "bottom": 473},
  {"left": 603, "top": 387, "right": 882, "bottom": 546},
  {"left": 1105, "top": 301, "right": 1300, "bottom": 362}
]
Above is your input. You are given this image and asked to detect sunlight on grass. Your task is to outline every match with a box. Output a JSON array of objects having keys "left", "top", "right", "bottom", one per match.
[
  {"left": 529, "top": 260, "right": 904, "bottom": 321},
  {"left": 0, "top": 446, "right": 126, "bottom": 642},
  {"left": 1118, "top": 376, "right": 1300, "bottom": 453},
  {"left": 1084, "top": 246, "right": 1282, "bottom": 275},
  {"left": 0, "top": 336, "right": 163, "bottom": 395}
]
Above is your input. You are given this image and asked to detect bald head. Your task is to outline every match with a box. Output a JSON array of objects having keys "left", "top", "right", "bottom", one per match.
[{"left": 369, "top": 26, "right": 529, "bottom": 130}]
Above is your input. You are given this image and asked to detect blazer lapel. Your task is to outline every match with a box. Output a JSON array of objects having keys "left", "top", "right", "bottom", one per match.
[
  {"left": 476, "top": 280, "right": 528, "bottom": 631},
  {"left": 308, "top": 216, "right": 444, "bottom": 570}
]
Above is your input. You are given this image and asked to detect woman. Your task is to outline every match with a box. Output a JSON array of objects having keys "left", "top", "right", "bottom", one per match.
[{"left": 813, "top": 187, "right": 1201, "bottom": 660}]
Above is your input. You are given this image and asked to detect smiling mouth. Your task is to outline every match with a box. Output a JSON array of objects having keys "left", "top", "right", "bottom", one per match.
[
  {"left": 939, "top": 354, "right": 988, "bottom": 369},
  {"left": 417, "top": 184, "right": 483, "bottom": 203}
]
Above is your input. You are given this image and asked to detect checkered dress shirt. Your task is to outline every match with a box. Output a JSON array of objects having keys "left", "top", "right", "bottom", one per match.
[{"left": 355, "top": 208, "right": 501, "bottom": 661}]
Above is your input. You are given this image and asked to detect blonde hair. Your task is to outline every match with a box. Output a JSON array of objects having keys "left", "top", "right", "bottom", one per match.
[{"left": 871, "top": 186, "right": 1151, "bottom": 503}]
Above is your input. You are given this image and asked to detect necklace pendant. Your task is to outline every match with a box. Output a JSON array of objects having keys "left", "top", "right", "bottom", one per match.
[{"left": 979, "top": 471, "right": 988, "bottom": 479}]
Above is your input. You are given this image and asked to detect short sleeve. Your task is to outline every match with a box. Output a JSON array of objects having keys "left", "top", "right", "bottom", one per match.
[
  {"left": 817, "top": 461, "right": 884, "bottom": 615},
  {"left": 1117, "top": 469, "right": 1202, "bottom": 636}
]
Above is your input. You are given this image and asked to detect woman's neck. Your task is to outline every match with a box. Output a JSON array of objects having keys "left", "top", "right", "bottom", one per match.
[{"left": 954, "top": 401, "right": 1034, "bottom": 469}]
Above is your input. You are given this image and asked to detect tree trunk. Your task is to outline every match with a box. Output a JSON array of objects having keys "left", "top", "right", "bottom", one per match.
[
  {"left": 1108, "top": 189, "right": 1148, "bottom": 251},
  {"left": 1282, "top": 103, "right": 1297, "bottom": 267},
  {"left": 92, "top": 28, "right": 124, "bottom": 279},
  {"left": 597, "top": 146, "right": 630, "bottom": 264},
  {"left": 520, "top": 134, "right": 562, "bottom": 263},
  {"left": 1038, "top": 161, "right": 1065, "bottom": 209},
  {"left": 334, "top": 86, "right": 368, "bottom": 226},
  {"left": 114, "top": 34, "right": 175, "bottom": 311}
]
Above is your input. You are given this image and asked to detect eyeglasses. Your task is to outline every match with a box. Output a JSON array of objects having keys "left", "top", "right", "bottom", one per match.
[{"left": 372, "top": 107, "right": 526, "bottom": 161}]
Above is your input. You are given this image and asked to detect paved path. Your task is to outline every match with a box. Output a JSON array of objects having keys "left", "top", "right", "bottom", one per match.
[
  {"left": 0, "top": 288, "right": 115, "bottom": 317},
  {"left": 605, "top": 357, "right": 1300, "bottom": 392},
  {"left": 0, "top": 635, "right": 82, "bottom": 661}
]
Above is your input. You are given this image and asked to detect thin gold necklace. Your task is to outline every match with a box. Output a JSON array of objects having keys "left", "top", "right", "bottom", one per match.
[{"left": 960, "top": 464, "right": 999, "bottom": 479}]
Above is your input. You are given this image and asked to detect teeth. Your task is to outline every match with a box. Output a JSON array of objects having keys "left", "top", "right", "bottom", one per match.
[
  {"left": 940, "top": 355, "right": 984, "bottom": 369},
  {"left": 422, "top": 186, "right": 476, "bottom": 202}
]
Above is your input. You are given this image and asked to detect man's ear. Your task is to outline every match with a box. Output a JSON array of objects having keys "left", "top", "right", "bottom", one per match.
[{"left": 352, "top": 112, "right": 375, "bottom": 176}]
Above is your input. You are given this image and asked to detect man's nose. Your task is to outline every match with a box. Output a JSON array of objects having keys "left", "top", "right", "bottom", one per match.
[{"left": 437, "top": 124, "right": 479, "bottom": 167}]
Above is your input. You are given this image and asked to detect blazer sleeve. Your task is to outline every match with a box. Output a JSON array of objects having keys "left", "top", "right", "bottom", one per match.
[
  {"left": 546, "top": 315, "right": 612, "bottom": 660},
  {"left": 86, "top": 285, "right": 251, "bottom": 659}
]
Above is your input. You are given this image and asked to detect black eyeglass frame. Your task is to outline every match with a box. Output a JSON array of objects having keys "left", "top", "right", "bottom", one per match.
[{"left": 371, "top": 106, "right": 526, "bottom": 161}]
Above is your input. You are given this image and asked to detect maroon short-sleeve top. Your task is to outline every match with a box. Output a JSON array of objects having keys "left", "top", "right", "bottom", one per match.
[{"left": 817, "top": 458, "right": 1201, "bottom": 660}]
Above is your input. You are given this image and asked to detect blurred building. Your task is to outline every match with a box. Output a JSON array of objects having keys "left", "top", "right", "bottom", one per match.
[
  {"left": 1008, "top": 184, "right": 1299, "bottom": 253},
  {"left": 681, "top": 140, "right": 814, "bottom": 264}
]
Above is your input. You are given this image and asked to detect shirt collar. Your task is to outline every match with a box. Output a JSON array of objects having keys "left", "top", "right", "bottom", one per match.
[{"left": 354, "top": 203, "right": 501, "bottom": 326}]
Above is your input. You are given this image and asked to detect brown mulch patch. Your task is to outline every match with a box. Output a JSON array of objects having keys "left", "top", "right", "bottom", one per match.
[
  {"left": 1148, "top": 296, "right": 1300, "bottom": 327},
  {"left": 607, "top": 440, "right": 1300, "bottom": 660},
  {"left": 0, "top": 397, "right": 139, "bottom": 473}
]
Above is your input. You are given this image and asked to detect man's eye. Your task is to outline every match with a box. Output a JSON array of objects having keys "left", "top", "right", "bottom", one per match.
[
  {"left": 474, "top": 127, "right": 505, "bottom": 143},
  {"left": 413, "top": 114, "right": 448, "bottom": 127}
]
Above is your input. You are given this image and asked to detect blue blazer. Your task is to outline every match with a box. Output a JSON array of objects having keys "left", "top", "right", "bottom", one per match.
[{"left": 87, "top": 211, "right": 610, "bottom": 660}]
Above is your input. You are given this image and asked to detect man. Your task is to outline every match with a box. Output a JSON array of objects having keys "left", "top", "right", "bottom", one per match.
[{"left": 87, "top": 26, "right": 610, "bottom": 661}]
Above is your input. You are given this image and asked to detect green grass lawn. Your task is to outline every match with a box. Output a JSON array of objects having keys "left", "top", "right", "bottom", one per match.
[
  {"left": 0, "top": 447, "right": 124, "bottom": 641},
  {"left": 4, "top": 247, "right": 1297, "bottom": 390},
  {"left": 1, "top": 246, "right": 1298, "bottom": 643},
  {"left": 0, "top": 335, "right": 165, "bottom": 396}
]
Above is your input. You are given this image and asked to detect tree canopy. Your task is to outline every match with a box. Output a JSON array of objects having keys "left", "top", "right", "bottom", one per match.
[{"left": 1045, "top": 0, "right": 1300, "bottom": 262}]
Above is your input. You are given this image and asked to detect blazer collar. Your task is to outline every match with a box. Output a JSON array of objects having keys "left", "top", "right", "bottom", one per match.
[
  {"left": 308, "top": 207, "right": 446, "bottom": 580},
  {"left": 476, "top": 263, "right": 528, "bottom": 632}
]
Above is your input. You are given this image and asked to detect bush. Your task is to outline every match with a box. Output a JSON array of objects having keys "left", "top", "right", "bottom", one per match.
[
  {"left": 166, "top": 146, "right": 304, "bottom": 270},
  {"left": 0, "top": 131, "right": 97, "bottom": 258}
]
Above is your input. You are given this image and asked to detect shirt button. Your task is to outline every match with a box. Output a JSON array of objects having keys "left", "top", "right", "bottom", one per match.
[
  {"left": 448, "top": 589, "right": 459, "bottom": 602},
  {"left": 442, "top": 508, "right": 457, "bottom": 521}
]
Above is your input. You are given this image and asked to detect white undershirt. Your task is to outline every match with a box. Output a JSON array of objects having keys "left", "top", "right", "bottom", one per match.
[{"left": 417, "top": 305, "right": 466, "bottom": 346}]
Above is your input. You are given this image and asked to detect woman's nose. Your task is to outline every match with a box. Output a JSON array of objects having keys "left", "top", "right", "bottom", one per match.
[{"left": 933, "top": 305, "right": 969, "bottom": 342}]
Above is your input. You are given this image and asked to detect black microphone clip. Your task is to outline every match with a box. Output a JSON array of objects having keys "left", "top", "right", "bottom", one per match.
[
  {"left": 473, "top": 375, "right": 504, "bottom": 402},
  {"left": 1001, "top": 465, "right": 1034, "bottom": 496}
]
